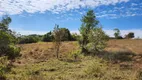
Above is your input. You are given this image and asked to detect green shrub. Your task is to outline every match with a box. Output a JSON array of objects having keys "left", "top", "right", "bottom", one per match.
[
  {"left": 70, "top": 50, "right": 81, "bottom": 61},
  {"left": 19, "top": 36, "right": 39, "bottom": 44},
  {"left": 7, "top": 45, "right": 21, "bottom": 60},
  {"left": 0, "top": 56, "right": 10, "bottom": 79},
  {"left": 84, "top": 59, "right": 107, "bottom": 78}
]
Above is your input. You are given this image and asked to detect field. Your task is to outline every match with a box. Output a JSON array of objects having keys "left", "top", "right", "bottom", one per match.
[{"left": 4, "top": 39, "right": 142, "bottom": 80}]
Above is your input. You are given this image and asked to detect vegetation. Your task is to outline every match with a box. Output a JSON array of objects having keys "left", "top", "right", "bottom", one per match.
[
  {"left": 42, "top": 31, "right": 53, "bottom": 42},
  {"left": 18, "top": 35, "right": 41, "bottom": 44},
  {"left": 125, "top": 32, "right": 135, "bottom": 39},
  {"left": 79, "top": 10, "right": 108, "bottom": 54},
  {"left": 53, "top": 25, "right": 65, "bottom": 58},
  {"left": 0, "top": 10, "right": 141, "bottom": 80},
  {"left": 0, "top": 16, "right": 20, "bottom": 60},
  {"left": 113, "top": 28, "right": 123, "bottom": 39},
  {"left": 87, "top": 27, "right": 109, "bottom": 54}
]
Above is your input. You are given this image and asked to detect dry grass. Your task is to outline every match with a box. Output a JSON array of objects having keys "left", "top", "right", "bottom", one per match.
[
  {"left": 106, "top": 39, "right": 142, "bottom": 54},
  {"left": 5, "top": 39, "right": 142, "bottom": 80}
]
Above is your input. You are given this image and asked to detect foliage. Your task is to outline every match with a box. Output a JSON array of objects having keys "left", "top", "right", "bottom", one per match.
[
  {"left": 60, "top": 28, "right": 72, "bottom": 41},
  {"left": 87, "top": 27, "right": 109, "bottom": 53},
  {"left": 70, "top": 50, "right": 81, "bottom": 61},
  {"left": 53, "top": 24, "right": 64, "bottom": 58},
  {"left": 84, "top": 58, "right": 107, "bottom": 77},
  {"left": 0, "top": 56, "right": 10, "bottom": 79},
  {"left": 71, "top": 33, "right": 80, "bottom": 41},
  {"left": 113, "top": 28, "right": 121, "bottom": 39},
  {"left": 79, "top": 10, "right": 108, "bottom": 54},
  {"left": 79, "top": 10, "right": 99, "bottom": 53},
  {"left": 0, "top": 16, "right": 20, "bottom": 60},
  {"left": 125, "top": 32, "right": 135, "bottom": 39},
  {"left": 42, "top": 31, "right": 53, "bottom": 42},
  {"left": 18, "top": 35, "right": 40, "bottom": 44}
]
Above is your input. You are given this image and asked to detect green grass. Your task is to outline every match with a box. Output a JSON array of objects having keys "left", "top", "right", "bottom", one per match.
[{"left": 4, "top": 56, "right": 139, "bottom": 80}]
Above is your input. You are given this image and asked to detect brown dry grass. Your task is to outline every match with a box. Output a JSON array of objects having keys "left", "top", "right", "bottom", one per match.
[
  {"left": 16, "top": 39, "right": 142, "bottom": 68},
  {"left": 16, "top": 41, "right": 79, "bottom": 64},
  {"left": 106, "top": 39, "right": 142, "bottom": 54},
  {"left": 5, "top": 39, "right": 142, "bottom": 80}
]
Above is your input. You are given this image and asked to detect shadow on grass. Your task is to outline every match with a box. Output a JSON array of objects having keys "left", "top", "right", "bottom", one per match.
[{"left": 96, "top": 50, "right": 137, "bottom": 63}]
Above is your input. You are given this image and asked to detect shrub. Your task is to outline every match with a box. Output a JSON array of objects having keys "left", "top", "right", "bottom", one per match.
[
  {"left": 19, "top": 36, "right": 39, "bottom": 44},
  {"left": 125, "top": 32, "right": 135, "bottom": 39},
  {"left": 0, "top": 57, "right": 10, "bottom": 80},
  {"left": 87, "top": 27, "right": 109, "bottom": 54},
  {"left": 42, "top": 31, "right": 53, "bottom": 42},
  {"left": 70, "top": 50, "right": 81, "bottom": 61},
  {"left": 84, "top": 58, "right": 107, "bottom": 77}
]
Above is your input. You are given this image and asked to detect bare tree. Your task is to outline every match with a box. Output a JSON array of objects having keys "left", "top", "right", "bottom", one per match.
[{"left": 53, "top": 24, "right": 64, "bottom": 58}]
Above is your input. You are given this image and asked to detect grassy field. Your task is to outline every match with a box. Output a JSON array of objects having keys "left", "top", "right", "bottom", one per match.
[{"left": 4, "top": 39, "right": 142, "bottom": 80}]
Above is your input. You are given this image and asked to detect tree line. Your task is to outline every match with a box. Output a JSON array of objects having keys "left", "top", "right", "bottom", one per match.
[{"left": 18, "top": 28, "right": 80, "bottom": 44}]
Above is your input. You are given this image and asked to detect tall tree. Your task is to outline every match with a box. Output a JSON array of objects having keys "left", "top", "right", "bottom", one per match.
[{"left": 79, "top": 10, "right": 99, "bottom": 53}]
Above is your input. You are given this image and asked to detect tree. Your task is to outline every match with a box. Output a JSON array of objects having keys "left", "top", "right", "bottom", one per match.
[
  {"left": 42, "top": 31, "right": 53, "bottom": 42},
  {"left": 87, "top": 27, "right": 109, "bottom": 53},
  {"left": 125, "top": 32, "right": 135, "bottom": 39},
  {"left": 113, "top": 28, "right": 120, "bottom": 39},
  {"left": 71, "top": 33, "right": 80, "bottom": 41},
  {"left": 79, "top": 10, "right": 99, "bottom": 53},
  {"left": 53, "top": 25, "right": 64, "bottom": 58},
  {"left": 18, "top": 35, "right": 40, "bottom": 44},
  {"left": 0, "top": 16, "right": 20, "bottom": 60},
  {"left": 60, "top": 28, "right": 72, "bottom": 41}
]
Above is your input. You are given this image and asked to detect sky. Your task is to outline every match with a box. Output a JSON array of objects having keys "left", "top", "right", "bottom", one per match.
[{"left": 0, "top": 0, "right": 142, "bottom": 38}]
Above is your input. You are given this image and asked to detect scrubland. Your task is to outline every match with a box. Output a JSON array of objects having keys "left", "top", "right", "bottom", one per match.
[{"left": 3, "top": 39, "right": 142, "bottom": 80}]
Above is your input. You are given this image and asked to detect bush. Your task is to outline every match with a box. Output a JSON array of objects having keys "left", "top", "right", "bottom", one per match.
[
  {"left": 84, "top": 58, "right": 107, "bottom": 77},
  {"left": 0, "top": 45, "right": 21, "bottom": 60},
  {"left": 42, "top": 32, "right": 53, "bottom": 42},
  {"left": 125, "top": 32, "right": 135, "bottom": 39},
  {"left": 0, "top": 57, "right": 10, "bottom": 80},
  {"left": 19, "top": 36, "right": 39, "bottom": 44},
  {"left": 0, "top": 31, "right": 21, "bottom": 60},
  {"left": 87, "top": 27, "right": 109, "bottom": 54},
  {"left": 70, "top": 50, "right": 81, "bottom": 61},
  {"left": 6, "top": 45, "right": 21, "bottom": 60}
]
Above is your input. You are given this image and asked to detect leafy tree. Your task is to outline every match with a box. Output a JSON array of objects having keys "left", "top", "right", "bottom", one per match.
[
  {"left": 60, "top": 28, "right": 72, "bottom": 41},
  {"left": 42, "top": 31, "right": 53, "bottom": 42},
  {"left": 53, "top": 25, "right": 64, "bottom": 58},
  {"left": 79, "top": 10, "right": 99, "bottom": 53},
  {"left": 0, "top": 16, "right": 11, "bottom": 31},
  {"left": 71, "top": 33, "right": 80, "bottom": 41},
  {"left": 87, "top": 27, "right": 109, "bottom": 53},
  {"left": 113, "top": 28, "right": 120, "bottom": 39},
  {"left": 18, "top": 35, "right": 40, "bottom": 44},
  {"left": 0, "top": 16, "right": 20, "bottom": 60},
  {"left": 125, "top": 32, "right": 135, "bottom": 39}
]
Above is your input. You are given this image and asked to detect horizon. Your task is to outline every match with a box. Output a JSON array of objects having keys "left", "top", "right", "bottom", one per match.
[{"left": 0, "top": 0, "right": 142, "bottom": 38}]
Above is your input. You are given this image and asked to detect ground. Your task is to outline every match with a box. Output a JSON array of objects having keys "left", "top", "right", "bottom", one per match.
[{"left": 4, "top": 39, "right": 142, "bottom": 80}]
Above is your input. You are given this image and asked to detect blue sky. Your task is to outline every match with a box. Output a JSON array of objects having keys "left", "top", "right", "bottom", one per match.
[{"left": 0, "top": 0, "right": 142, "bottom": 38}]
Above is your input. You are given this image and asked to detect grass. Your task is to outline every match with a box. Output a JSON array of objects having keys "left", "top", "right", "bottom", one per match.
[{"left": 2, "top": 39, "right": 142, "bottom": 80}]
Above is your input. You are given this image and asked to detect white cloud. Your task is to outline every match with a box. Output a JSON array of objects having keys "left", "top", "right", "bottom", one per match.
[
  {"left": 10, "top": 28, "right": 47, "bottom": 35},
  {"left": 0, "top": 0, "right": 129, "bottom": 15},
  {"left": 131, "top": 3, "right": 138, "bottom": 6}
]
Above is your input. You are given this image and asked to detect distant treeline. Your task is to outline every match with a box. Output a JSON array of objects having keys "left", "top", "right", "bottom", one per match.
[
  {"left": 18, "top": 28, "right": 136, "bottom": 44},
  {"left": 18, "top": 28, "right": 80, "bottom": 44}
]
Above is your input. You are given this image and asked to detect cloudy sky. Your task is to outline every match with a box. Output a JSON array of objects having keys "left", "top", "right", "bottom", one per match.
[{"left": 0, "top": 0, "right": 142, "bottom": 38}]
